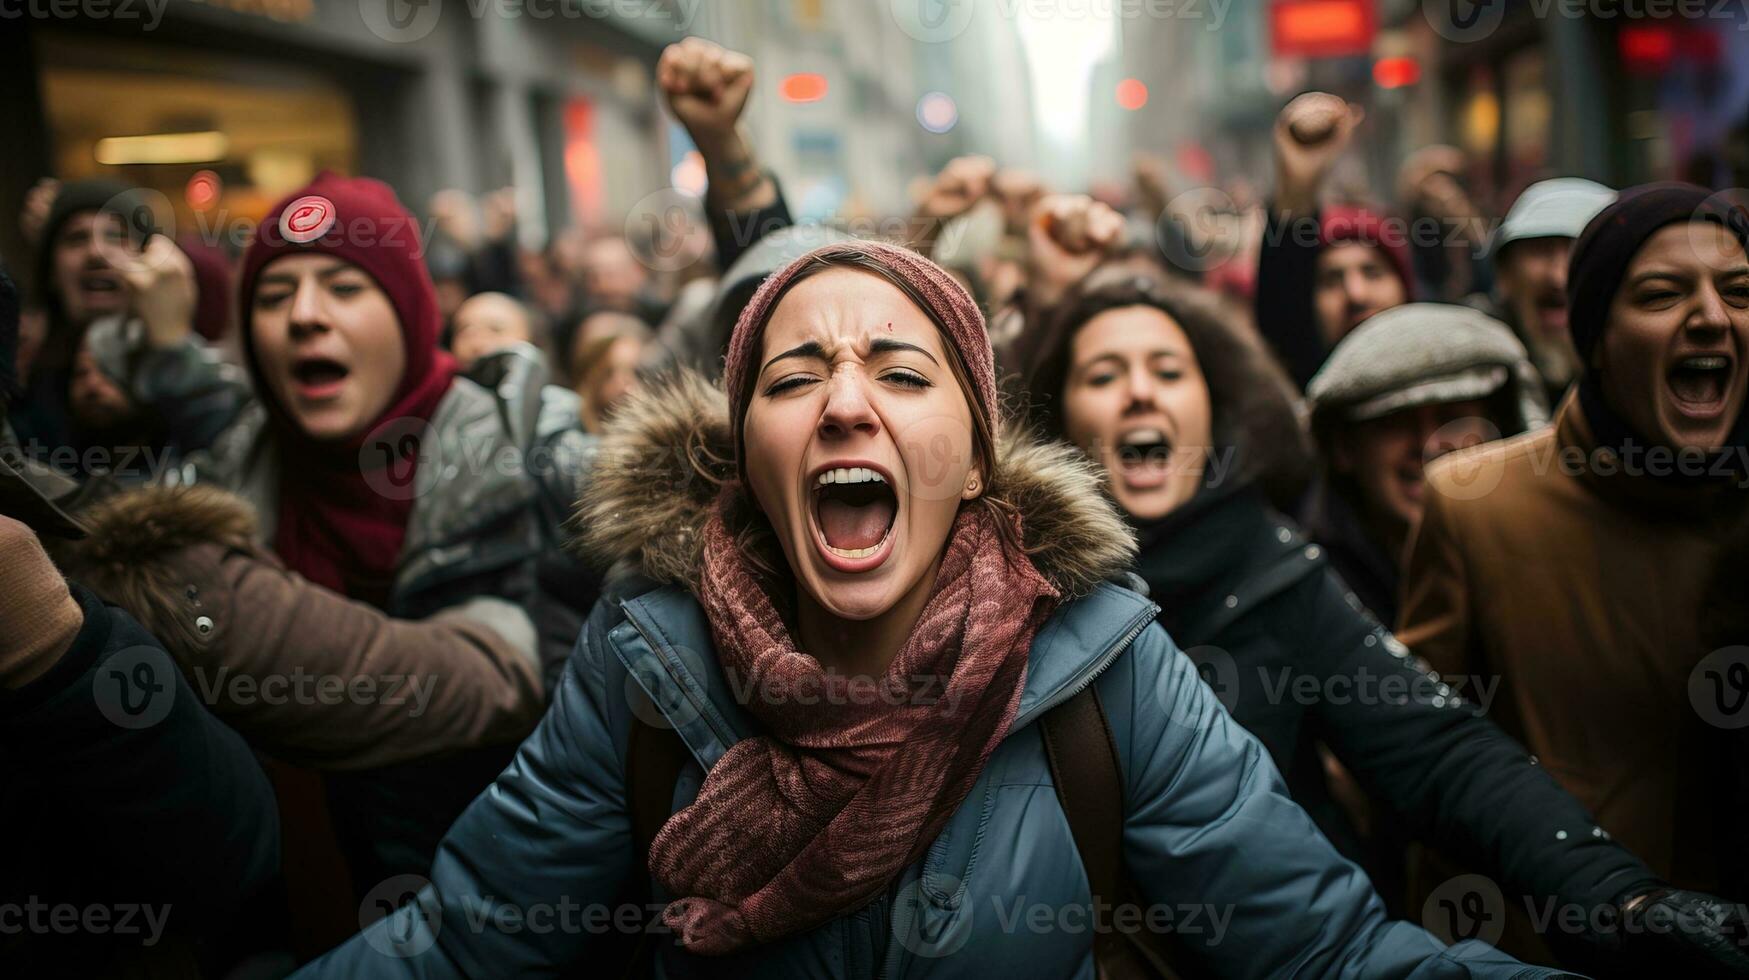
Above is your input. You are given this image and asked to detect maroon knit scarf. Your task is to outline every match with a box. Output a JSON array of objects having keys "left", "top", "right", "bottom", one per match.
[{"left": 649, "top": 498, "right": 1059, "bottom": 954}]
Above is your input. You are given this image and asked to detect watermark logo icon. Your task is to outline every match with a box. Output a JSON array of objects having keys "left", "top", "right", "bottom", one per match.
[
  {"left": 1422, "top": 873, "right": 1505, "bottom": 947},
  {"left": 1424, "top": 417, "right": 1506, "bottom": 502},
  {"left": 94, "top": 645, "right": 177, "bottom": 730},
  {"left": 891, "top": 0, "right": 976, "bottom": 43},
  {"left": 623, "top": 189, "right": 709, "bottom": 273},
  {"left": 359, "top": 417, "right": 442, "bottom": 501},
  {"left": 1691, "top": 647, "right": 1749, "bottom": 730},
  {"left": 1423, "top": 0, "right": 1505, "bottom": 43},
  {"left": 892, "top": 873, "right": 973, "bottom": 957},
  {"left": 361, "top": 0, "right": 443, "bottom": 43},
  {"left": 359, "top": 874, "right": 442, "bottom": 958},
  {"left": 1157, "top": 187, "right": 1242, "bottom": 274}
]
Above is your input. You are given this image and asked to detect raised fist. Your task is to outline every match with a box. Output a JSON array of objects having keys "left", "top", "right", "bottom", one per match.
[
  {"left": 915, "top": 155, "right": 996, "bottom": 221},
  {"left": 657, "top": 37, "right": 755, "bottom": 153},
  {"left": 1273, "top": 92, "right": 1364, "bottom": 215},
  {"left": 21, "top": 178, "right": 60, "bottom": 248},
  {"left": 1027, "top": 194, "right": 1126, "bottom": 304},
  {"left": 113, "top": 234, "right": 197, "bottom": 350}
]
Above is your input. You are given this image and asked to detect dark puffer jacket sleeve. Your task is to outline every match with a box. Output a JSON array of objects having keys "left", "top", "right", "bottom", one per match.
[
  {"left": 707, "top": 172, "right": 793, "bottom": 271},
  {"left": 1105, "top": 621, "right": 1561, "bottom": 978},
  {"left": 0, "top": 585, "right": 280, "bottom": 922},
  {"left": 1295, "top": 566, "right": 1662, "bottom": 939},
  {"left": 294, "top": 598, "right": 636, "bottom": 978}
]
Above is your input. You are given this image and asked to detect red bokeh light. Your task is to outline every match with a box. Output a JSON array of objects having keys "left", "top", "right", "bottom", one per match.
[
  {"left": 1116, "top": 79, "right": 1148, "bottom": 111},
  {"left": 1373, "top": 56, "right": 1421, "bottom": 89},
  {"left": 185, "top": 170, "right": 221, "bottom": 210}
]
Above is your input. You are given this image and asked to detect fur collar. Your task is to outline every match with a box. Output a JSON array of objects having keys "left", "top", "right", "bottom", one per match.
[{"left": 572, "top": 369, "right": 1135, "bottom": 597}]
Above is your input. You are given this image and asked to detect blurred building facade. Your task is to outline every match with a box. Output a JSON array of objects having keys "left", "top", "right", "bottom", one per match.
[{"left": 11, "top": 0, "right": 706, "bottom": 261}]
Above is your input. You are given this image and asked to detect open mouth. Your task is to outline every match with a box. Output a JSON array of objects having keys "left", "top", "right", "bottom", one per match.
[
  {"left": 810, "top": 465, "right": 898, "bottom": 566},
  {"left": 1666, "top": 353, "right": 1735, "bottom": 417},
  {"left": 1115, "top": 428, "right": 1174, "bottom": 489},
  {"left": 1534, "top": 293, "right": 1567, "bottom": 333},
  {"left": 291, "top": 356, "right": 351, "bottom": 398}
]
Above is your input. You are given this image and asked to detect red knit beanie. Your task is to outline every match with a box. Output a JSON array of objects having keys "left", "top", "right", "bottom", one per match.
[
  {"left": 722, "top": 240, "right": 996, "bottom": 467},
  {"left": 237, "top": 171, "right": 454, "bottom": 442},
  {"left": 1320, "top": 204, "right": 1416, "bottom": 298}
]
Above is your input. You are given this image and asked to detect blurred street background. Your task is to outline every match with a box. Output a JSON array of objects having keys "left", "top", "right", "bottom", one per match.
[{"left": 5, "top": 0, "right": 1748, "bottom": 268}]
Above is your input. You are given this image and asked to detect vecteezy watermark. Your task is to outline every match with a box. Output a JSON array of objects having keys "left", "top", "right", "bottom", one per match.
[
  {"left": 93, "top": 644, "right": 178, "bottom": 730},
  {"left": 0, "top": 898, "right": 172, "bottom": 946},
  {"left": 359, "top": 0, "right": 702, "bottom": 43},
  {"left": 1426, "top": 0, "right": 1749, "bottom": 44},
  {"left": 1690, "top": 646, "right": 1749, "bottom": 729},
  {"left": 188, "top": 666, "right": 439, "bottom": 717},
  {"left": 1425, "top": 872, "right": 1749, "bottom": 945},
  {"left": 890, "top": 0, "right": 1234, "bottom": 43},
  {"left": 360, "top": 875, "right": 443, "bottom": 958},
  {"left": 0, "top": 0, "right": 169, "bottom": 30},
  {"left": 1422, "top": 873, "right": 1507, "bottom": 946},
  {"left": 989, "top": 897, "right": 1233, "bottom": 944},
  {"left": 1428, "top": 434, "right": 1749, "bottom": 493},
  {"left": 356, "top": 414, "right": 597, "bottom": 501}
]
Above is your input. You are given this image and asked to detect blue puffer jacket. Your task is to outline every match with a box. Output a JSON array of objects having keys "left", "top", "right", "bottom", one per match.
[{"left": 297, "top": 373, "right": 1571, "bottom": 979}]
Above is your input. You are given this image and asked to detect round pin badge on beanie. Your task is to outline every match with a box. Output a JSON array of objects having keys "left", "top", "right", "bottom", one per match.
[{"left": 280, "top": 195, "right": 336, "bottom": 244}]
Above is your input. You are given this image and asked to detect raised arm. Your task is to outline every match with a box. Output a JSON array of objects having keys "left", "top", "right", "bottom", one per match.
[
  {"left": 657, "top": 37, "right": 790, "bottom": 270},
  {"left": 1256, "top": 93, "right": 1363, "bottom": 389}
]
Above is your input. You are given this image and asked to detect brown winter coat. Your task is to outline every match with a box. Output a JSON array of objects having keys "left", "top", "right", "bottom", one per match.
[
  {"left": 1399, "top": 391, "right": 1749, "bottom": 893},
  {"left": 53, "top": 485, "right": 546, "bottom": 771}
]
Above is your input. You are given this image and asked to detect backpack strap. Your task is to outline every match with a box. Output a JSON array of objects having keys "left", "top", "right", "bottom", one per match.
[
  {"left": 628, "top": 718, "right": 690, "bottom": 863},
  {"left": 619, "top": 718, "right": 691, "bottom": 979},
  {"left": 1041, "top": 685, "right": 1183, "bottom": 980}
]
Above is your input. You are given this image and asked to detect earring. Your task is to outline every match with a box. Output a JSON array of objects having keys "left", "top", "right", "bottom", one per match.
[{"left": 965, "top": 478, "right": 979, "bottom": 494}]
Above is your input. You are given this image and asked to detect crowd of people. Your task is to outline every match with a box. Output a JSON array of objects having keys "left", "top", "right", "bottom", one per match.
[{"left": 3, "top": 35, "right": 1748, "bottom": 979}]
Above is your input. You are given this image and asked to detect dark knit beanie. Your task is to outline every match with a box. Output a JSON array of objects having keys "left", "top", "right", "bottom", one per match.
[
  {"left": 722, "top": 240, "right": 997, "bottom": 470},
  {"left": 1566, "top": 182, "right": 1749, "bottom": 367}
]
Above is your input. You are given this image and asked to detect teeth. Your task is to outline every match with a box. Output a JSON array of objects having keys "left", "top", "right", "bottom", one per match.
[
  {"left": 1120, "top": 429, "right": 1166, "bottom": 447},
  {"left": 825, "top": 543, "right": 881, "bottom": 559},
  {"left": 1682, "top": 356, "right": 1729, "bottom": 371},
  {"left": 816, "top": 467, "right": 886, "bottom": 486}
]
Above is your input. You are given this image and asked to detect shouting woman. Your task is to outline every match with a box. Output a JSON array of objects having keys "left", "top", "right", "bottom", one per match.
[{"left": 297, "top": 241, "right": 1550, "bottom": 978}]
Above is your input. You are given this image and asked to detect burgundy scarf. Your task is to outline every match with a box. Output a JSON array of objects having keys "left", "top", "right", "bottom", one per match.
[
  {"left": 270, "top": 355, "right": 456, "bottom": 607},
  {"left": 649, "top": 498, "right": 1059, "bottom": 954}
]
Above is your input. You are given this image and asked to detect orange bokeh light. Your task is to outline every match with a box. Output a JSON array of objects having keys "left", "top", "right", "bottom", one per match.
[{"left": 780, "top": 73, "right": 829, "bottom": 104}]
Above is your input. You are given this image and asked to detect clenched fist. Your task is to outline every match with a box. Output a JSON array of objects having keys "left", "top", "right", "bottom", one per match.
[
  {"left": 1027, "top": 194, "right": 1126, "bottom": 305},
  {"left": 113, "top": 235, "right": 197, "bottom": 350},
  {"left": 658, "top": 37, "right": 755, "bottom": 154},
  {"left": 915, "top": 155, "right": 996, "bottom": 221},
  {"left": 1273, "top": 92, "right": 1364, "bottom": 216}
]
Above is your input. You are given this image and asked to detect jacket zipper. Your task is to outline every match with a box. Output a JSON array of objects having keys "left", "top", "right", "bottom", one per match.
[{"left": 874, "top": 599, "right": 1159, "bottom": 979}]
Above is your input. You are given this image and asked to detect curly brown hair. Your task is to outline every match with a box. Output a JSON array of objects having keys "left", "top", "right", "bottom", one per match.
[{"left": 1021, "top": 268, "right": 1312, "bottom": 501}]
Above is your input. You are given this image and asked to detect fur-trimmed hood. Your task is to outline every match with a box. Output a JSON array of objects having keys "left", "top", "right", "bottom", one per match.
[
  {"left": 572, "top": 369, "right": 1136, "bottom": 598},
  {"left": 49, "top": 484, "right": 261, "bottom": 658}
]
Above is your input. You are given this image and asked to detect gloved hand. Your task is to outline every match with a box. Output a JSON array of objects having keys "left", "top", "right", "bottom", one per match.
[
  {"left": 1616, "top": 885, "right": 1749, "bottom": 977},
  {"left": 0, "top": 514, "right": 83, "bottom": 689}
]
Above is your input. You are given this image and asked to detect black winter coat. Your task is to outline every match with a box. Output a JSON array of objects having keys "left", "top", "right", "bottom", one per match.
[
  {"left": 0, "top": 585, "right": 281, "bottom": 977},
  {"left": 1133, "top": 484, "right": 1659, "bottom": 957}
]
